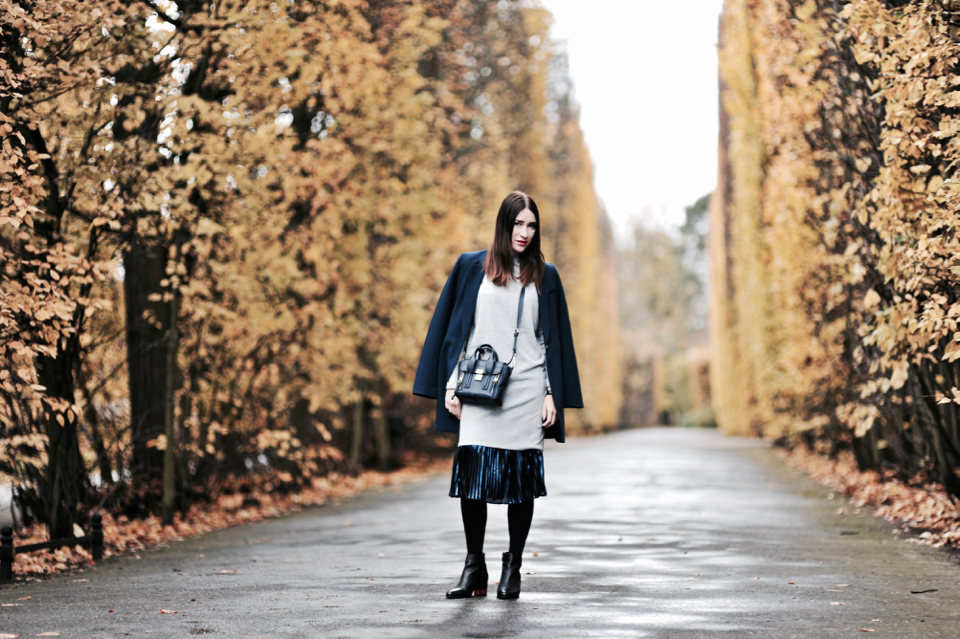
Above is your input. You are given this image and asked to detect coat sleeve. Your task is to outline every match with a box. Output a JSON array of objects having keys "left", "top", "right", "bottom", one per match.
[
  {"left": 413, "top": 255, "right": 463, "bottom": 399},
  {"left": 556, "top": 272, "right": 584, "bottom": 409}
]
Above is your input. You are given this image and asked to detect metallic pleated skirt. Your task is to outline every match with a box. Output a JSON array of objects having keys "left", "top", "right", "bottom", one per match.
[{"left": 449, "top": 445, "right": 547, "bottom": 504}]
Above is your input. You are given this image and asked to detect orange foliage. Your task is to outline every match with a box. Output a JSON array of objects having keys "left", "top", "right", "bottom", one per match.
[
  {"left": 1, "top": 0, "right": 618, "bottom": 537},
  {"left": 716, "top": 0, "right": 960, "bottom": 497}
]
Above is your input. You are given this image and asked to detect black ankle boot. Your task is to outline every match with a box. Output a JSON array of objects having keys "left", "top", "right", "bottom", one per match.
[
  {"left": 496, "top": 552, "right": 522, "bottom": 599},
  {"left": 446, "top": 553, "right": 488, "bottom": 599}
]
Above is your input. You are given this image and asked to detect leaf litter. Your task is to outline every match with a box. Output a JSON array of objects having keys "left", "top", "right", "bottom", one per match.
[
  {"left": 3, "top": 457, "right": 447, "bottom": 580},
  {"left": 780, "top": 447, "right": 960, "bottom": 550}
]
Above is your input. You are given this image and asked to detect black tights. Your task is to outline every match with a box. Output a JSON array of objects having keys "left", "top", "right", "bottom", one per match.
[{"left": 460, "top": 498, "right": 534, "bottom": 556}]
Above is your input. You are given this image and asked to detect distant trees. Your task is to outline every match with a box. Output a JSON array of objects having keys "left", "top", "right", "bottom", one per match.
[
  {"left": 0, "top": 0, "right": 618, "bottom": 535},
  {"left": 715, "top": 0, "right": 960, "bottom": 498},
  {"left": 618, "top": 196, "right": 711, "bottom": 427}
]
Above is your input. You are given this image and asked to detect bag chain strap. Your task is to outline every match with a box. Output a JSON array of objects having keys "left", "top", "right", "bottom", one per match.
[{"left": 507, "top": 287, "right": 524, "bottom": 368}]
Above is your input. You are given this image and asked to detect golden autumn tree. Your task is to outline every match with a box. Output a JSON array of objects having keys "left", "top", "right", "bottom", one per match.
[
  {"left": 0, "top": 0, "right": 153, "bottom": 536},
  {"left": 715, "top": 0, "right": 960, "bottom": 497},
  {"left": 619, "top": 197, "right": 710, "bottom": 426},
  {"left": 2, "top": 0, "right": 621, "bottom": 536},
  {"left": 139, "top": 0, "right": 473, "bottom": 487}
]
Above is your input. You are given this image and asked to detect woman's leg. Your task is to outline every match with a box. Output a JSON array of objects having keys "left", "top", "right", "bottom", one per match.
[
  {"left": 461, "top": 498, "right": 487, "bottom": 554},
  {"left": 447, "top": 498, "right": 489, "bottom": 598},
  {"left": 507, "top": 500, "right": 534, "bottom": 555},
  {"left": 498, "top": 500, "right": 534, "bottom": 599}
]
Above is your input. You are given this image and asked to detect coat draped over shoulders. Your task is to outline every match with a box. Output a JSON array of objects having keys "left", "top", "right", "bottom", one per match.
[{"left": 413, "top": 250, "right": 583, "bottom": 443}]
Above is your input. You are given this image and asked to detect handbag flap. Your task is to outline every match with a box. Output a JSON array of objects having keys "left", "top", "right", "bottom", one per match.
[{"left": 459, "top": 356, "right": 508, "bottom": 378}]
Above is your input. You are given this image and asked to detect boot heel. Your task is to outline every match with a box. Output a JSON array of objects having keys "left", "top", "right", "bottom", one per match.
[{"left": 475, "top": 588, "right": 487, "bottom": 596}]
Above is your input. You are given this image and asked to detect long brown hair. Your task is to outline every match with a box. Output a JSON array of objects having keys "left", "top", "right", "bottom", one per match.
[{"left": 484, "top": 191, "right": 545, "bottom": 289}]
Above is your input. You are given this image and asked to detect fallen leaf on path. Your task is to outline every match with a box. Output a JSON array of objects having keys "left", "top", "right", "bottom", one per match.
[
  {"left": 344, "top": 520, "right": 353, "bottom": 526},
  {"left": 17, "top": 597, "right": 31, "bottom": 601},
  {"left": 830, "top": 602, "right": 844, "bottom": 605},
  {"left": 36, "top": 633, "right": 60, "bottom": 637},
  {"left": 0, "top": 633, "right": 18, "bottom": 638},
  {"left": 859, "top": 630, "right": 876, "bottom": 633},
  {"left": 910, "top": 589, "right": 938, "bottom": 594},
  {"left": 788, "top": 582, "right": 796, "bottom": 585},
  {"left": 158, "top": 609, "right": 179, "bottom": 614},
  {"left": 2, "top": 603, "right": 23, "bottom": 607}
]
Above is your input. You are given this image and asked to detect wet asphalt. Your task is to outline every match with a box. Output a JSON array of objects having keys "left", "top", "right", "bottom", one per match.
[{"left": 2, "top": 428, "right": 959, "bottom": 638}]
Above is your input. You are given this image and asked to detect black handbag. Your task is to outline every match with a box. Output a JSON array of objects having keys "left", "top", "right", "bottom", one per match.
[{"left": 454, "top": 288, "right": 525, "bottom": 407}]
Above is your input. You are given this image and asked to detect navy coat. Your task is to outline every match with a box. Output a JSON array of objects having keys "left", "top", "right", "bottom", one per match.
[{"left": 412, "top": 250, "right": 583, "bottom": 443}]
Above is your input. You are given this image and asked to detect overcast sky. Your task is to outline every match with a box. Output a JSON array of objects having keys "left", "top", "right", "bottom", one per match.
[{"left": 539, "top": 0, "right": 725, "bottom": 242}]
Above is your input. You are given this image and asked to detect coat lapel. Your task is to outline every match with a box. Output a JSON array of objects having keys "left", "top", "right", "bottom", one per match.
[
  {"left": 539, "top": 288, "right": 551, "bottom": 344},
  {"left": 539, "top": 266, "right": 557, "bottom": 344}
]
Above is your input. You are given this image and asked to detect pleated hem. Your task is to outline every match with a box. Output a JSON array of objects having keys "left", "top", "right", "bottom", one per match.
[{"left": 448, "top": 445, "right": 546, "bottom": 504}]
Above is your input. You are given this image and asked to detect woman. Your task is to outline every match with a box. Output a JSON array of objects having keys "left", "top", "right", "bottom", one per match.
[{"left": 413, "top": 191, "right": 583, "bottom": 600}]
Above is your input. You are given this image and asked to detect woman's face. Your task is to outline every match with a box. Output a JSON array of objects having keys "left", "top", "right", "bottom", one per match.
[{"left": 512, "top": 208, "right": 537, "bottom": 254}]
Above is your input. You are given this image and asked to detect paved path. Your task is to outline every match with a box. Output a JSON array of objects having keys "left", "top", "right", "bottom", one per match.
[{"left": 2, "top": 428, "right": 959, "bottom": 638}]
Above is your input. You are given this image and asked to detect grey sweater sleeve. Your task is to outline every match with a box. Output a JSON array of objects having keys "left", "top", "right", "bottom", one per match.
[{"left": 446, "top": 360, "right": 460, "bottom": 390}]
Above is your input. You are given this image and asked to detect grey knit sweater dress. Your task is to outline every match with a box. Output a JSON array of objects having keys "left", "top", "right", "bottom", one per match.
[{"left": 446, "top": 260, "right": 550, "bottom": 503}]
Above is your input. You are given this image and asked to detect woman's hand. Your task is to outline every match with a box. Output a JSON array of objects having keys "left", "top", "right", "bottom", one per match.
[
  {"left": 445, "top": 388, "right": 462, "bottom": 419},
  {"left": 542, "top": 394, "right": 557, "bottom": 428}
]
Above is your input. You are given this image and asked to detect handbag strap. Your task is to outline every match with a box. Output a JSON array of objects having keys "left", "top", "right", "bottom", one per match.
[
  {"left": 458, "top": 317, "right": 472, "bottom": 363},
  {"left": 457, "top": 285, "right": 527, "bottom": 367},
  {"left": 508, "top": 287, "right": 525, "bottom": 368}
]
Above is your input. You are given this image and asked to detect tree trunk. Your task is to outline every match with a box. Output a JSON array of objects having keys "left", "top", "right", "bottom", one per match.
[
  {"left": 35, "top": 352, "right": 86, "bottom": 539},
  {"left": 124, "top": 241, "right": 173, "bottom": 483},
  {"left": 350, "top": 380, "right": 366, "bottom": 468},
  {"left": 374, "top": 379, "right": 391, "bottom": 472},
  {"left": 80, "top": 377, "right": 113, "bottom": 485},
  {"left": 162, "top": 292, "right": 180, "bottom": 526},
  {"left": 177, "top": 379, "right": 193, "bottom": 515}
]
